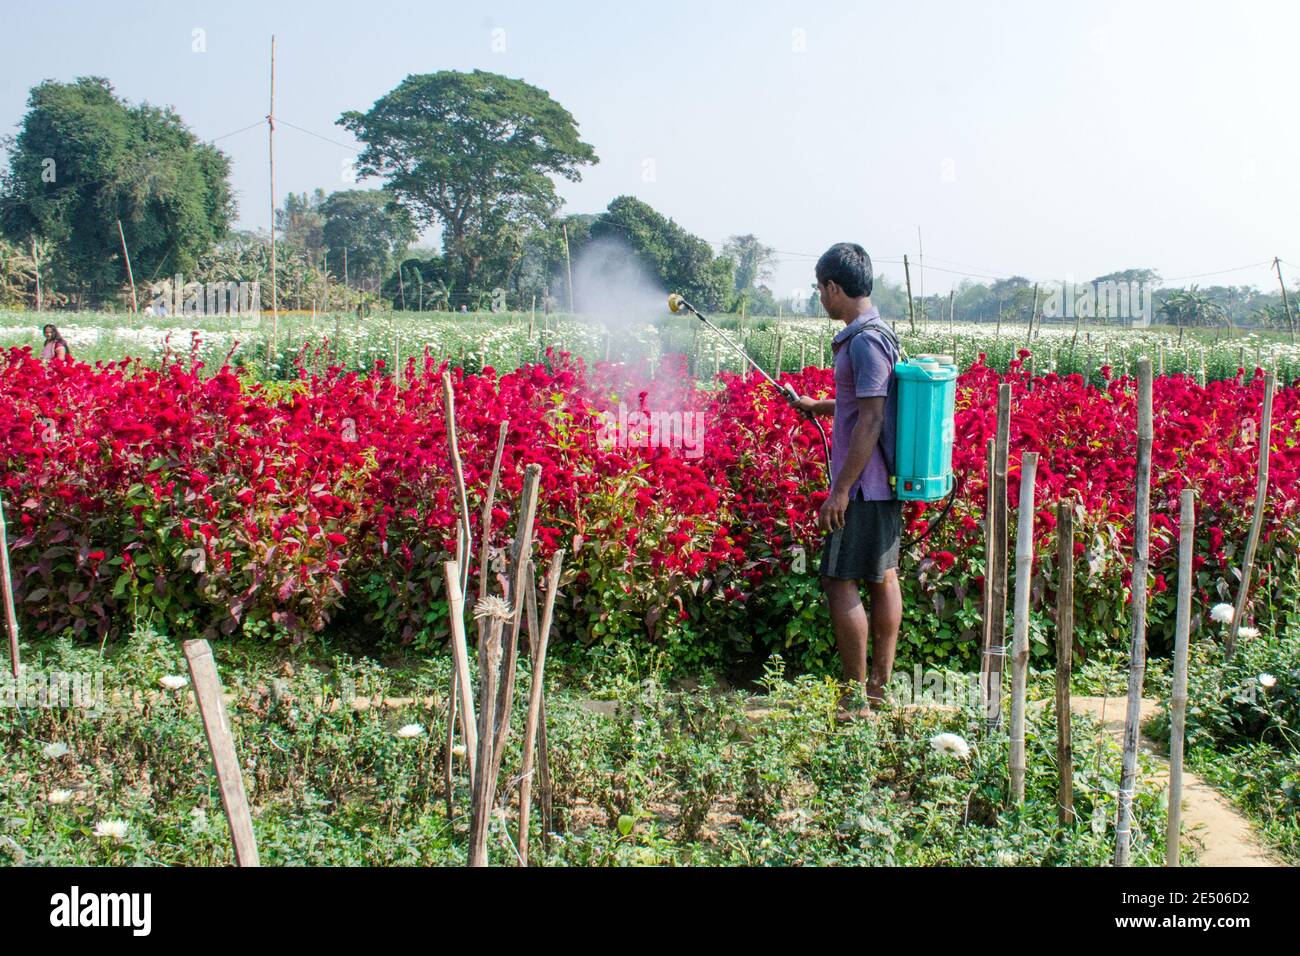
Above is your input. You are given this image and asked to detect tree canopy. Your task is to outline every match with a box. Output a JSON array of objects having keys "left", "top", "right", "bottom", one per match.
[
  {"left": 339, "top": 70, "right": 597, "bottom": 294},
  {"left": 0, "top": 77, "right": 233, "bottom": 301}
]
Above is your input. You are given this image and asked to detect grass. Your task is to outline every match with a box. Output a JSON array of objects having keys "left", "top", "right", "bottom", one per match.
[{"left": 0, "top": 625, "right": 1177, "bottom": 866}]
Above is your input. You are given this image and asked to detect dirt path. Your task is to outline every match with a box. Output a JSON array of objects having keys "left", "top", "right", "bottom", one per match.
[{"left": 1071, "top": 695, "right": 1281, "bottom": 867}]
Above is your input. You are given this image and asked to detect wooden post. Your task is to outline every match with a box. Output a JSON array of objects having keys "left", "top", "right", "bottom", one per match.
[
  {"left": 1009, "top": 452, "right": 1039, "bottom": 803},
  {"left": 903, "top": 254, "right": 916, "bottom": 333},
  {"left": 1115, "top": 357, "right": 1153, "bottom": 867},
  {"left": 182, "top": 640, "right": 259, "bottom": 866},
  {"left": 773, "top": 334, "right": 784, "bottom": 377},
  {"left": 518, "top": 550, "right": 564, "bottom": 865},
  {"left": 468, "top": 611, "right": 504, "bottom": 867},
  {"left": 1167, "top": 489, "right": 1195, "bottom": 866},
  {"left": 1055, "top": 500, "right": 1075, "bottom": 825},
  {"left": 489, "top": 464, "right": 542, "bottom": 784},
  {"left": 116, "top": 219, "right": 138, "bottom": 313},
  {"left": 1226, "top": 370, "right": 1275, "bottom": 658},
  {"left": 0, "top": 494, "right": 19, "bottom": 679}
]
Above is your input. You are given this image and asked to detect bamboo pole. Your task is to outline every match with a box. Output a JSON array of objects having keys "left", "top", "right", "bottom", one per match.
[
  {"left": 1009, "top": 452, "right": 1039, "bottom": 803},
  {"left": 116, "top": 219, "right": 138, "bottom": 313},
  {"left": 478, "top": 421, "right": 510, "bottom": 602},
  {"left": 1115, "top": 357, "right": 1154, "bottom": 867},
  {"left": 903, "top": 254, "right": 916, "bottom": 333},
  {"left": 489, "top": 463, "right": 542, "bottom": 784},
  {"left": 1226, "top": 370, "right": 1275, "bottom": 658},
  {"left": 0, "top": 494, "right": 19, "bottom": 679},
  {"left": 441, "top": 371, "right": 474, "bottom": 597},
  {"left": 1055, "top": 499, "right": 1075, "bottom": 825},
  {"left": 468, "top": 609, "right": 504, "bottom": 867},
  {"left": 518, "top": 550, "right": 564, "bottom": 865},
  {"left": 443, "top": 561, "right": 478, "bottom": 778},
  {"left": 984, "top": 385, "right": 1012, "bottom": 732},
  {"left": 1167, "top": 488, "right": 1195, "bottom": 866},
  {"left": 979, "top": 437, "right": 995, "bottom": 713},
  {"left": 268, "top": 35, "right": 278, "bottom": 333},
  {"left": 1273, "top": 258, "right": 1296, "bottom": 345},
  {"left": 1024, "top": 282, "right": 1039, "bottom": 350}
]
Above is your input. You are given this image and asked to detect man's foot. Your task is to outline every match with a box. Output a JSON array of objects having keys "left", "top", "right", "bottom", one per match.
[{"left": 835, "top": 688, "right": 878, "bottom": 723}]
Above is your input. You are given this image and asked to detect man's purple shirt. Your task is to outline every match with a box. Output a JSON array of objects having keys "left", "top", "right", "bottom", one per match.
[{"left": 830, "top": 306, "right": 898, "bottom": 501}]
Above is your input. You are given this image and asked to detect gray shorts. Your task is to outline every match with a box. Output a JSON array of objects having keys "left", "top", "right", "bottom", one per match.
[{"left": 819, "top": 495, "right": 902, "bottom": 582}]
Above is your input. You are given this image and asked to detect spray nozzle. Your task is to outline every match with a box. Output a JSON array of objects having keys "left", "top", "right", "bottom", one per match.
[{"left": 667, "top": 293, "right": 686, "bottom": 314}]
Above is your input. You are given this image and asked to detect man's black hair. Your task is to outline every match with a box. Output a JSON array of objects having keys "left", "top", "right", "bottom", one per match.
[{"left": 815, "top": 243, "right": 873, "bottom": 298}]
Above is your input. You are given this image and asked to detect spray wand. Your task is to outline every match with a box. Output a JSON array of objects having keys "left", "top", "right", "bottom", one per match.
[
  {"left": 669, "top": 292, "right": 961, "bottom": 553},
  {"left": 668, "top": 293, "right": 832, "bottom": 471}
]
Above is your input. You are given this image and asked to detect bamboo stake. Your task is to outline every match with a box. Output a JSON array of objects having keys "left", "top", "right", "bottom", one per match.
[
  {"left": 1226, "top": 370, "right": 1275, "bottom": 658},
  {"left": 903, "top": 254, "right": 916, "bottom": 333},
  {"left": 979, "top": 438, "right": 995, "bottom": 713},
  {"left": 1055, "top": 499, "right": 1075, "bottom": 825},
  {"left": 441, "top": 371, "right": 474, "bottom": 597},
  {"left": 984, "top": 385, "right": 1012, "bottom": 732},
  {"left": 0, "top": 494, "right": 19, "bottom": 679},
  {"left": 116, "top": 219, "right": 138, "bottom": 313},
  {"left": 443, "top": 561, "right": 478, "bottom": 779},
  {"left": 1115, "top": 357, "right": 1153, "bottom": 867},
  {"left": 1167, "top": 488, "right": 1195, "bottom": 866},
  {"left": 489, "top": 463, "right": 542, "bottom": 784},
  {"left": 183, "top": 640, "right": 259, "bottom": 866},
  {"left": 478, "top": 421, "right": 510, "bottom": 602},
  {"left": 1009, "top": 452, "right": 1039, "bottom": 804},
  {"left": 518, "top": 550, "right": 564, "bottom": 865},
  {"left": 1024, "top": 282, "right": 1039, "bottom": 350},
  {"left": 468, "top": 609, "right": 504, "bottom": 867}
]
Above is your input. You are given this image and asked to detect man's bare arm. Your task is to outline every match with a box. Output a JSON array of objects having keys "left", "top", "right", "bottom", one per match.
[{"left": 833, "top": 395, "right": 885, "bottom": 498}]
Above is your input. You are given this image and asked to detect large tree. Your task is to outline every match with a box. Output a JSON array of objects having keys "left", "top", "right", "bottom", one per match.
[
  {"left": 722, "top": 234, "right": 776, "bottom": 294},
  {"left": 339, "top": 70, "right": 597, "bottom": 294},
  {"left": 0, "top": 77, "right": 233, "bottom": 301},
  {"left": 590, "top": 196, "right": 734, "bottom": 310},
  {"left": 320, "top": 189, "right": 416, "bottom": 289}
]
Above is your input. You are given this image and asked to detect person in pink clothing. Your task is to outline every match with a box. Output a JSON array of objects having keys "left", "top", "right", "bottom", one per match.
[{"left": 39, "top": 324, "right": 70, "bottom": 362}]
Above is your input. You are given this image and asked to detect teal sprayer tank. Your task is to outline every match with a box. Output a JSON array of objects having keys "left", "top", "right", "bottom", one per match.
[{"left": 893, "top": 355, "right": 957, "bottom": 501}]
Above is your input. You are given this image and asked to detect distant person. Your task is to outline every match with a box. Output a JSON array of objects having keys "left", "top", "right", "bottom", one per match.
[
  {"left": 40, "top": 324, "right": 70, "bottom": 362},
  {"left": 460, "top": 303, "right": 469, "bottom": 313}
]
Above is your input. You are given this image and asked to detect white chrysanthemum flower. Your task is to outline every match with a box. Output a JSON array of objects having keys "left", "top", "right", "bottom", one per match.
[
  {"left": 1237, "top": 626, "right": 1259, "bottom": 640},
  {"left": 43, "top": 742, "right": 69, "bottom": 760},
  {"left": 395, "top": 723, "right": 425, "bottom": 739},
  {"left": 46, "top": 789, "right": 73, "bottom": 805},
  {"left": 1210, "top": 603, "right": 1234, "bottom": 624},
  {"left": 994, "top": 850, "right": 1017, "bottom": 866},
  {"left": 189, "top": 807, "right": 209, "bottom": 833},
  {"left": 159, "top": 675, "right": 189, "bottom": 690},
  {"left": 929, "top": 732, "right": 971, "bottom": 759},
  {"left": 451, "top": 744, "right": 467, "bottom": 759},
  {"left": 93, "top": 819, "right": 128, "bottom": 841},
  {"left": 1259, "top": 673, "right": 1277, "bottom": 689}
]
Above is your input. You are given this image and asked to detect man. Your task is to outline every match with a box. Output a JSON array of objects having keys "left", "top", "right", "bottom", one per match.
[{"left": 791, "top": 243, "right": 902, "bottom": 716}]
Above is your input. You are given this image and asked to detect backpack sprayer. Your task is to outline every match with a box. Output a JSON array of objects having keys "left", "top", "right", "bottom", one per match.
[{"left": 668, "top": 292, "right": 962, "bottom": 548}]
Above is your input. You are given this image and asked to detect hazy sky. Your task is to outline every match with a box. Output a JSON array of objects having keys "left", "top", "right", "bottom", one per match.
[{"left": 3, "top": 0, "right": 1297, "bottom": 300}]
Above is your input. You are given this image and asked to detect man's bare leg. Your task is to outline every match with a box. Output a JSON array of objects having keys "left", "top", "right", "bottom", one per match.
[
  {"left": 865, "top": 568, "right": 902, "bottom": 703},
  {"left": 823, "top": 575, "right": 869, "bottom": 687}
]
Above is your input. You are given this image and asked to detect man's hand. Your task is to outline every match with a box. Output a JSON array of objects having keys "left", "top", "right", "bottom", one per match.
[
  {"left": 819, "top": 486, "right": 850, "bottom": 532},
  {"left": 790, "top": 395, "right": 834, "bottom": 417}
]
